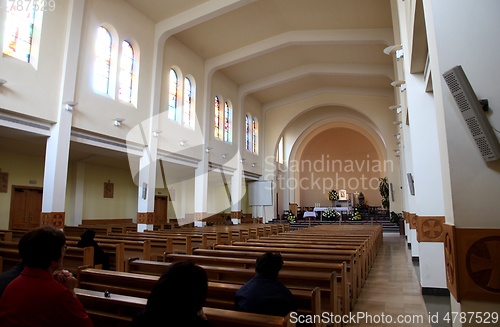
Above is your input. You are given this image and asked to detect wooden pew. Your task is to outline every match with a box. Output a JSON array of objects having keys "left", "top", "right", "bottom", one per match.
[
  {"left": 64, "top": 226, "right": 111, "bottom": 238},
  {"left": 0, "top": 229, "right": 27, "bottom": 242},
  {"left": 66, "top": 240, "right": 126, "bottom": 272},
  {"left": 164, "top": 253, "right": 350, "bottom": 314},
  {"left": 0, "top": 231, "right": 13, "bottom": 242},
  {"left": 76, "top": 268, "right": 314, "bottom": 326},
  {"left": 0, "top": 245, "right": 94, "bottom": 275},
  {"left": 75, "top": 288, "right": 295, "bottom": 327},
  {"left": 124, "top": 260, "right": 338, "bottom": 317},
  {"left": 192, "top": 248, "right": 358, "bottom": 304}
]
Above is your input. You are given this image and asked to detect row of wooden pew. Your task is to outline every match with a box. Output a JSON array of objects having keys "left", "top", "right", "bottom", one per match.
[{"left": 0, "top": 223, "right": 381, "bottom": 327}]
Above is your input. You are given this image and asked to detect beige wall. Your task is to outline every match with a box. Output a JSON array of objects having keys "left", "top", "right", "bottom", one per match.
[
  {"left": 81, "top": 163, "right": 137, "bottom": 220},
  {"left": 0, "top": 151, "right": 45, "bottom": 230},
  {"left": 0, "top": 0, "right": 70, "bottom": 122},
  {"left": 298, "top": 127, "right": 382, "bottom": 207}
]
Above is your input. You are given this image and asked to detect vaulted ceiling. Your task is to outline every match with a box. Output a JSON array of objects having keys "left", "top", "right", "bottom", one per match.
[{"left": 125, "top": 0, "right": 396, "bottom": 105}]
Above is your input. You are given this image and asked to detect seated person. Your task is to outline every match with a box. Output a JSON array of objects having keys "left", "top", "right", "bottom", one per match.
[
  {"left": 224, "top": 217, "right": 234, "bottom": 226},
  {"left": 0, "top": 226, "right": 93, "bottom": 327},
  {"left": 235, "top": 252, "right": 296, "bottom": 317},
  {"left": 0, "top": 261, "right": 25, "bottom": 299},
  {"left": 77, "top": 229, "right": 110, "bottom": 270},
  {"left": 132, "top": 260, "right": 214, "bottom": 327}
]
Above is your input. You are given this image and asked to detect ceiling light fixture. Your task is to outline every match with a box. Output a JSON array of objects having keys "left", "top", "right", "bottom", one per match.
[{"left": 153, "top": 130, "right": 162, "bottom": 137}]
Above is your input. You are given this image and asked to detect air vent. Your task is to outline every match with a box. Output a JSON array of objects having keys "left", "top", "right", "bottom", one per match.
[{"left": 443, "top": 66, "right": 500, "bottom": 162}]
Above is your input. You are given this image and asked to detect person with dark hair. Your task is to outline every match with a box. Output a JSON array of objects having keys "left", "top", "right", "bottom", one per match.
[
  {"left": 0, "top": 226, "right": 93, "bottom": 327},
  {"left": 224, "top": 216, "right": 234, "bottom": 226},
  {"left": 234, "top": 252, "right": 296, "bottom": 317},
  {"left": 132, "top": 260, "right": 214, "bottom": 327},
  {"left": 77, "top": 229, "right": 110, "bottom": 270}
]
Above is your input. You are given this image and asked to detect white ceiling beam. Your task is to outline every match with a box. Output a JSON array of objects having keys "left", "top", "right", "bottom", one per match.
[{"left": 206, "top": 29, "right": 394, "bottom": 74}]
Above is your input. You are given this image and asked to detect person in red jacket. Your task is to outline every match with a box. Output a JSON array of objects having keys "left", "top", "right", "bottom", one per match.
[{"left": 0, "top": 226, "right": 93, "bottom": 327}]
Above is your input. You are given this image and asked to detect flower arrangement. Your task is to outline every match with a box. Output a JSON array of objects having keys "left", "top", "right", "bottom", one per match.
[
  {"left": 287, "top": 213, "right": 297, "bottom": 223},
  {"left": 328, "top": 189, "right": 339, "bottom": 201},
  {"left": 349, "top": 206, "right": 362, "bottom": 221},
  {"left": 322, "top": 208, "right": 340, "bottom": 221}
]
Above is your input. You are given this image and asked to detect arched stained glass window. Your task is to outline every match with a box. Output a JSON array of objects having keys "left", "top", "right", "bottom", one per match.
[
  {"left": 224, "top": 102, "right": 231, "bottom": 142},
  {"left": 245, "top": 115, "right": 251, "bottom": 151},
  {"left": 168, "top": 69, "right": 178, "bottom": 120},
  {"left": 94, "top": 27, "right": 112, "bottom": 94},
  {"left": 253, "top": 118, "right": 258, "bottom": 154},
  {"left": 119, "top": 41, "right": 134, "bottom": 103},
  {"left": 3, "top": 7, "right": 35, "bottom": 62},
  {"left": 214, "top": 96, "right": 221, "bottom": 139},
  {"left": 183, "top": 77, "right": 192, "bottom": 128}
]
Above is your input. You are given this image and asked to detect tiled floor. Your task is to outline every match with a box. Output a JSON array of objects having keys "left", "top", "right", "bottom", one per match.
[{"left": 346, "top": 233, "right": 432, "bottom": 327}]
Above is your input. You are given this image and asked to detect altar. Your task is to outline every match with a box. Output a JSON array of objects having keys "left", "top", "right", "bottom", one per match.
[{"left": 310, "top": 206, "right": 351, "bottom": 220}]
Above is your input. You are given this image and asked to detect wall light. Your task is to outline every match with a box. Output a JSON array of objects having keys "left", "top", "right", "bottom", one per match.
[
  {"left": 391, "top": 80, "right": 406, "bottom": 87},
  {"left": 114, "top": 118, "right": 125, "bottom": 126},
  {"left": 393, "top": 121, "right": 402, "bottom": 125},
  {"left": 205, "top": 147, "right": 212, "bottom": 153},
  {"left": 153, "top": 130, "right": 162, "bottom": 137},
  {"left": 180, "top": 140, "right": 187, "bottom": 146},
  {"left": 64, "top": 100, "right": 78, "bottom": 111},
  {"left": 0, "top": 78, "right": 7, "bottom": 85},
  {"left": 389, "top": 104, "right": 401, "bottom": 110},
  {"left": 251, "top": 162, "right": 256, "bottom": 167},
  {"left": 240, "top": 158, "right": 246, "bottom": 163},
  {"left": 383, "top": 44, "right": 402, "bottom": 55},
  {"left": 222, "top": 153, "right": 228, "bottom": 159}
]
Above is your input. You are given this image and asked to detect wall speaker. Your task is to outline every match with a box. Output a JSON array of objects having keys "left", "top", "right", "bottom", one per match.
[{"left": 443, "top": 65, "right": 500, "bottom": 162}]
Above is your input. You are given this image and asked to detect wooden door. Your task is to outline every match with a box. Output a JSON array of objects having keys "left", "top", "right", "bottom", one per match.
[
  {"left": 154, "top": 196, "right": 168, "bottom": 224},
  {"left": 9, "top": 186, "right": 43, "bottom": 229}
]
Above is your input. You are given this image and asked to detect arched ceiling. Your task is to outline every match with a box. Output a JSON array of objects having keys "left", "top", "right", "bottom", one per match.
[{"left": 123, "top": 0, "right": 396, "bottom": 104}]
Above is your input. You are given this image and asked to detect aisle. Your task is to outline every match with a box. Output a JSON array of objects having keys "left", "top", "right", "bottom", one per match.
[{"left": 346, "top": 233, "right": 432, "bottom": 326}]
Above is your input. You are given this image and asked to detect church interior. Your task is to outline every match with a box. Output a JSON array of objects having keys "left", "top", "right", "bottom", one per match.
[{"left": 0, "top": 0, "right": 499, "bottom": 325}]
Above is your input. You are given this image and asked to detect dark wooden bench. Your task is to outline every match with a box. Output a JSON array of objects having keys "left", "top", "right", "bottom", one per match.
[
  {"left": 75, "top": 288, "right": 295, "bottom": 327},
  {"left": 124, "top": 259, "right": 338, "bottom": 317}
]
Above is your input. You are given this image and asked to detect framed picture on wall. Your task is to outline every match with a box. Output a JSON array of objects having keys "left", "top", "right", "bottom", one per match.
[
  {"left": 104, "top": 181, "right": 114, "bottom": 198},
  {"left": 0, "top": 171, "right": 8, "bottom": 193},
  {"left": 339, "top": 189, "right": 347, "bottom": 200}
]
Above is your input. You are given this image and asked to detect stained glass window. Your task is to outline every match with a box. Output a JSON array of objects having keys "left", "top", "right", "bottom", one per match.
[
  {"left": 3, "top": 7, "right": 35, "bottom": 62},
  {"left": 168, "top": 69, "right": 178, "bottom": 120},
  {"left": 214, "top": 96, "right": 220, "bottom": 139},
  {"left": 94, "top": 27, "right": 112, "bottom": 94},
  {"left": 224, "top": 102, "right": 231, "bottom": 142},
  {"left": 253, "top": 118, "right": 258, "bottom": 154},
  {"left": 119, "top": 41, "right": 134, "bottom": 103},
  {"left": 183, "top": 77, "right": 192, "bottom": 128},
  {"left": 245, "top": 115, "right": 251, "bottom": 151}
]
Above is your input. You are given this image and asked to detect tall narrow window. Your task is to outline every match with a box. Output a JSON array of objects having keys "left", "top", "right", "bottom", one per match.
[
  {"left": 214, "top": 96, "right": 221, "bottom": 139},
  {"left": 278, "top": 137, "right": 284, "bottom": 164},
  {"left": 245, "top": 115, "right": 251, "bottom": 151},
  {"left": 253, "top": 118, "right": 258, "bottom": 154},
  {"left": 183, "top": 77, "right": 192, "bottom": 128},
  {"left": 94, "top": 27, "right": 112, "bottom": 94},
  {"left": 3, "top": 6, "right": 35, "bottom": 62},
  {"left": 119, "top": 41, "right": 134, "bottom": 103},
  {"left": 224, "top": 102, "right": 231, "bottom": 142},
  {"left": 168, "top": 69, "right": 178, "bottom": 120}
]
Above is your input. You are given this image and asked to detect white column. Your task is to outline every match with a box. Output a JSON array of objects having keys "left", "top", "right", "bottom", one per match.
[
  {"left": 41, "top": 0, "right": 85, "bottom": 228},
  {"left": 194, "top": 153, "right": 209, "bottom": 227}
]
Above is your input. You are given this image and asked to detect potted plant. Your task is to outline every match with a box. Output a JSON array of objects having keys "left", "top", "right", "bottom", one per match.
[
  {"left": 286, "top": 213, "right": 297, "bottom": 223},
  {"left": 390, "top": 211, "right": 404, "bottom": 235}
]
